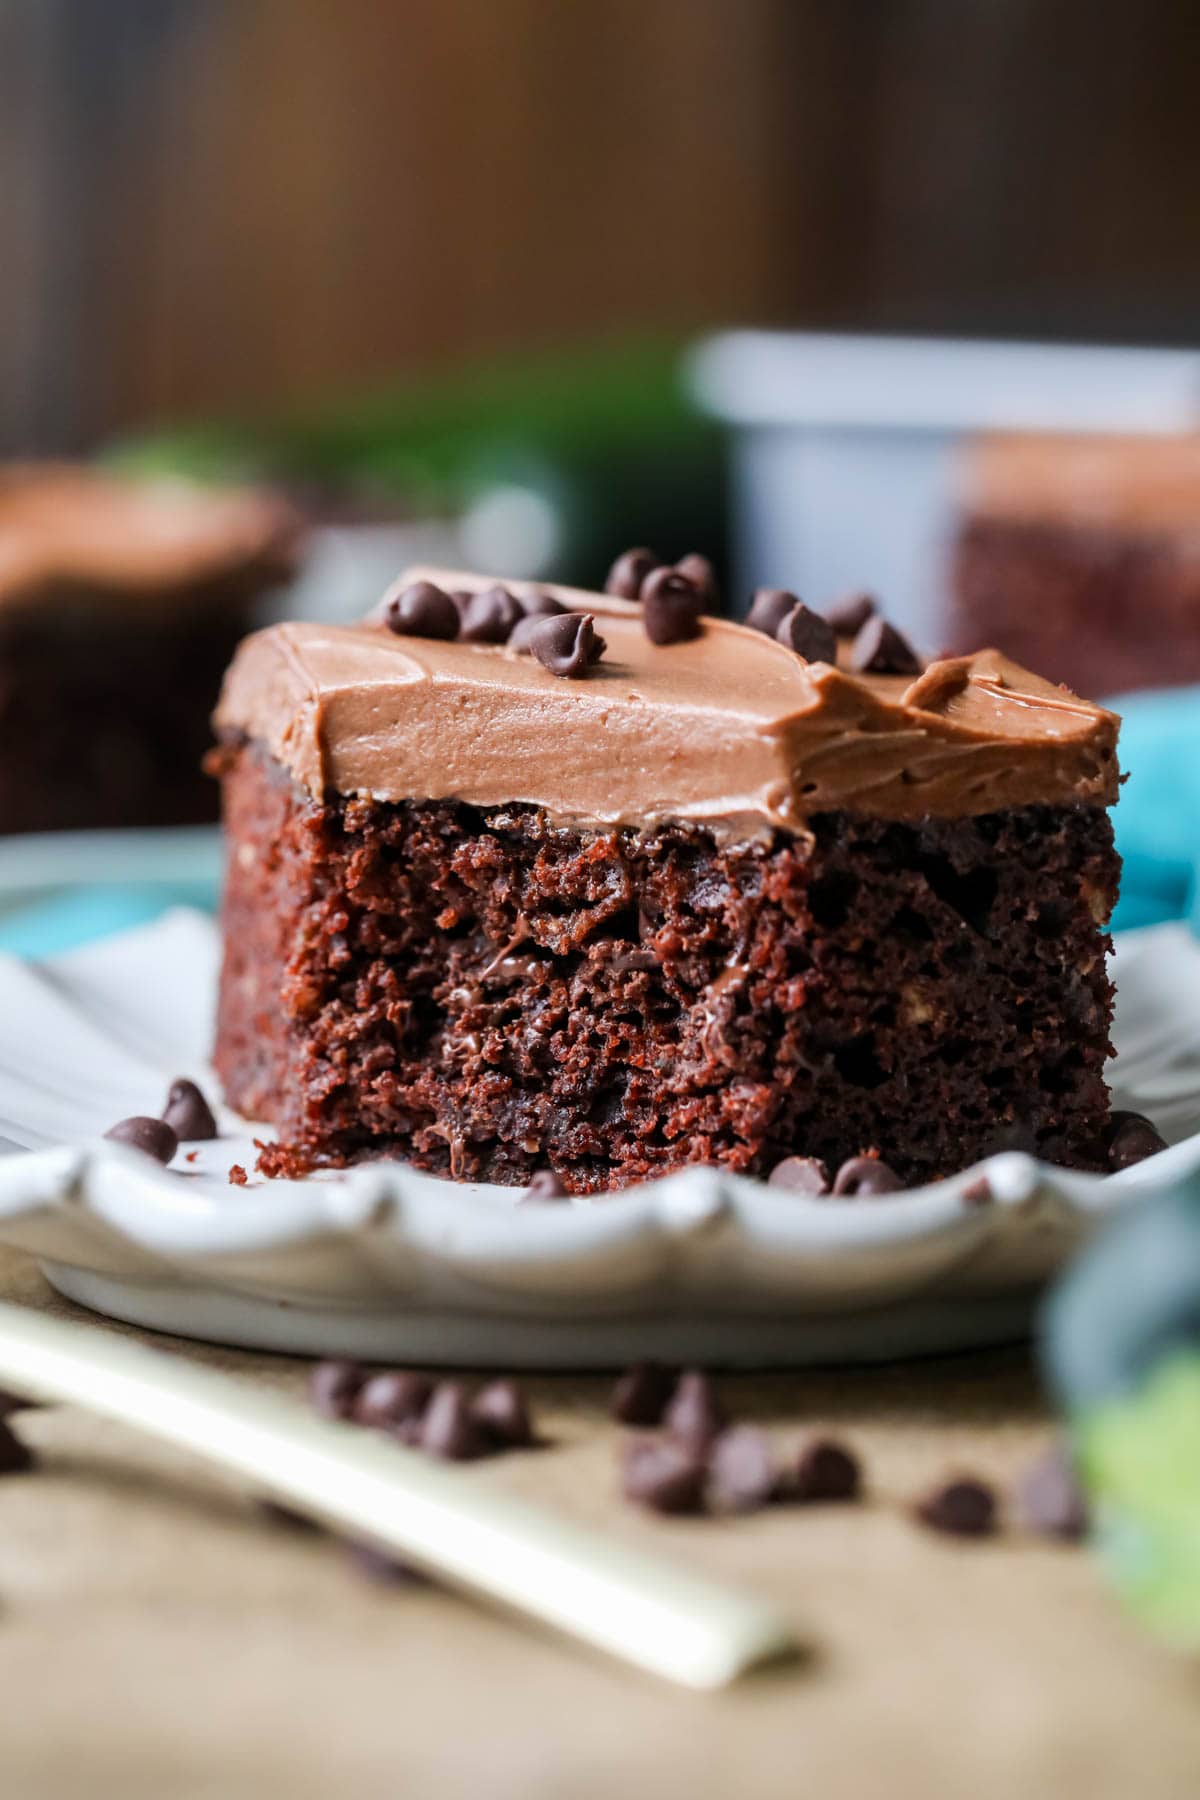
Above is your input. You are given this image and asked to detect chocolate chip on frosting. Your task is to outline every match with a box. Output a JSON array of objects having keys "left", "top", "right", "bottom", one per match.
[
  {"left": 518, "top": 590, "right": 567, "bottom": 620},
  {"left": 605, "top": 546, "right": 660, "bottom": 598},
  {"left": 640, "top": 567, "right": 703, "bottom": 645},
  {"left": 458, "top": 585, "right": 525, "bottom": 644},
  {"left": 674, "top": 552, "right": 718, "bottom": 605},
  {"left": 850, "top": 613, "right": 922, "bottom": 676},
  {"left": 162, "top": 1077, "right": 218, "bottom": 1141},
  {"left": 104, "top": 1116, "right": 178, "bottom": 1164},
  {"left": 776, "top": 602, "right": 837, "bottom": 664},
  {"left": 746, "top": 588, "right": 799, "bottom": 637},
  {"left": 832, "top": 1155, "right": 903, "bottom": 1196},
  {"left": 528, "top": 612, "right": 606, "bottom": 678},
  {"left": 825, "top": 591, "right": 877, "bottom": 636},
  {"left": 767, "top": 1155, "right": 831, "bottom": 1195},
  {"left": 507, "top": 614, "right": 546, "bottom": 654},
  {"left": 383, "top": 579, "right": 460, "bottom": 641},
  {"left": 1104, "top": 1109, "right": 1167, "bottom": 1170}
]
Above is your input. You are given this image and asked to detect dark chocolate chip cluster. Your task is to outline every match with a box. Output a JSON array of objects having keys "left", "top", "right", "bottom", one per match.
[
  {"left": 311, "top": 1359, "right": 538, "bottom": 1461},
  {"left": 610, "top": 1363, "right": 862, "bottom": 1517},
  {"left": 746, "top": 582, "right": 922, "bottom": 674},
  {"left": 384, "top": 579, "right": 606, "bottom": 681},
  {"left": 608, "top": 1362, "right": 1089, "bottom": 1545},
  {"left": 603, "top": 547, "right": 715, "bottom": 645},
  {"left": 603, "top": 544, "right": 925, "bottom": 670},
  {"left": 104, "top": 1077, "right": 221, "bottom": 1166}
]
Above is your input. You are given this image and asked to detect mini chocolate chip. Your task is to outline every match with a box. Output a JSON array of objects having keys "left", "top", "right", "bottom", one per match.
[
  {"left": 346, "top": 1541, "right": 427, "bottom": 1586},
  {"left": 610, "top": 1360, "right": 677, "bottom": 1427},
  {"left": 420, "top": 1382, "right": 488, "bottom": 1460},
  {"left": 621, "top": 1437, "right": 706, "bottom": 1514},
  {"left": 352, "top": 1370, "right": 432, "bottom": 1430},
  {"left": 916, "top": 1476, "right": 997, "bottom": 1538},
  {"left": 528, "top": 612, "right": 606, "bottom": 678},
  {"left": 310, "top": 1359, "right": 366, "bottom": 1421},
  {"left": 518, "top": 590, "right": 567, "bottom": 619},
  {"left": 640, "top": 567, "right": 704, "bottom": 645},
  {"left": 507, "top": 613, "right": 546, "bottom": 654},
  {"left": 825, "top": 591, "right": 877, "bottom": 636},
  {"left": 707, "top": 1425, "right": 776, "bottom": 1515},
  {"left": 791, "top": 1437, "right": 861, "bottom": 1503},
  {"left": 0, "top": 1420, "right": 34, "bottom": 1477},
  {"left": 663, "top": 1369, "right": 724, "bottom": 1450},
  {"left": 522, "top": 1167, "right": 567, "bottom": 1202},
  {"left": 850, "top": 613, "right": 922, "bottom": 676},
  {"left": 458, "top": 585, "right": 525, "bottom": 644},
  {"left": 383, "top": 580, "right": 460, "bottom": 641},
  {"left": 1016, "top": 1442, "right": 1088, "bottom": 1542},
  {"left": 1104, "top": 1109, "right": 1167, "bottom": 1170},
  {"left": 104, "top": 1116, "right": 178, "bottom": 1164},
  {"left": 746, "top": 588, "right": 799, "bottom": 636},
  {"left": 471, "top": 1379, "right": 535, "bottom": 1448},
  {"left": 605, "top": 546, "right": 659, "bottom": 598},
  {"left": 776, "top": 602, "right": 837, "bottom": 664},
  {"left": 832, "top": 1155, "right": 903, "bottom": 1197},
  {"left": 767, "top": 1155, "right": 831, "bottom": 1195},
  {"left": 674, "top": 552, "right": 718, "bottom": 604},
  {"left": 162, "top": 1078, "right": 218, "bottom": 1141}
]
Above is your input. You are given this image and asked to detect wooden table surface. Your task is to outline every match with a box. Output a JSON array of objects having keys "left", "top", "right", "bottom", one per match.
[{"left": 1, "top": 1246, "right": 1197, "bottom": 1800}]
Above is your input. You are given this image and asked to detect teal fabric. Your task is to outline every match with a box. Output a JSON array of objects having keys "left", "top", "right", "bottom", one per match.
[
  {"left": 0, "top": 882, "right": 216, "bottom": 959},
  {"left": 1109, "top": 686, "right": 1200, "bottom": 936},
  {"left": 0, "top": 687, "right": 1195, "bottom": 957}
]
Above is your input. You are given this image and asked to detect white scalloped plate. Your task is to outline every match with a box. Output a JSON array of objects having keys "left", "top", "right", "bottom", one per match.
[{"left": 1, "top": 909, "right": 1198, "bottom": 1367}]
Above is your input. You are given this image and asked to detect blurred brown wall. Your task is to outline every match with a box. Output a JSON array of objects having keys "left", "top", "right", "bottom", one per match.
[{"left": 2, "top": 0, "right": 1198, "bottom": 451}]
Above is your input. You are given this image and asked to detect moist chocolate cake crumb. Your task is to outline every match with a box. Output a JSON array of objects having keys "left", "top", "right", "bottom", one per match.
[{"left": 214, "top": 746, "right": 1117, "bottom": 1190}]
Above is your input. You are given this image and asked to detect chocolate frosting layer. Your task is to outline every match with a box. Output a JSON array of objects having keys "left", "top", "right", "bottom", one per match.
[
  {"left": 214, "top": 567, "right": 1119, "bottom": 832},
  {"left": 0, "top": 465, "right": 301, "bottom": 611}
]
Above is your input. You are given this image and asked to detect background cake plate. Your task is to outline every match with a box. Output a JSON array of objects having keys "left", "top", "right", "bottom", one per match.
[{"left": 0, "top": 909, "right": 1197, "bottom": 1368}]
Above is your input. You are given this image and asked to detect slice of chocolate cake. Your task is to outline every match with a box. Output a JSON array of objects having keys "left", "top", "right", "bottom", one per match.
[
  {"left": 0, "top": 465, "right": 301, "bottom": 833},
  {"left": 211, "top": 561, "right": 1120, "bottom": 1193},
  {"left": 952, "top": 433, "right": 1200, "bottom": 698}
]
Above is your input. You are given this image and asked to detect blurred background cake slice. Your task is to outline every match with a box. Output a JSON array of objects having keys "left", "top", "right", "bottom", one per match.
[
  {"left": 952, "top": 433, "right": 1200, "bottom": 698},
  {"left": 0, "top": 465, "right": 301, "bottom": 834}
]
